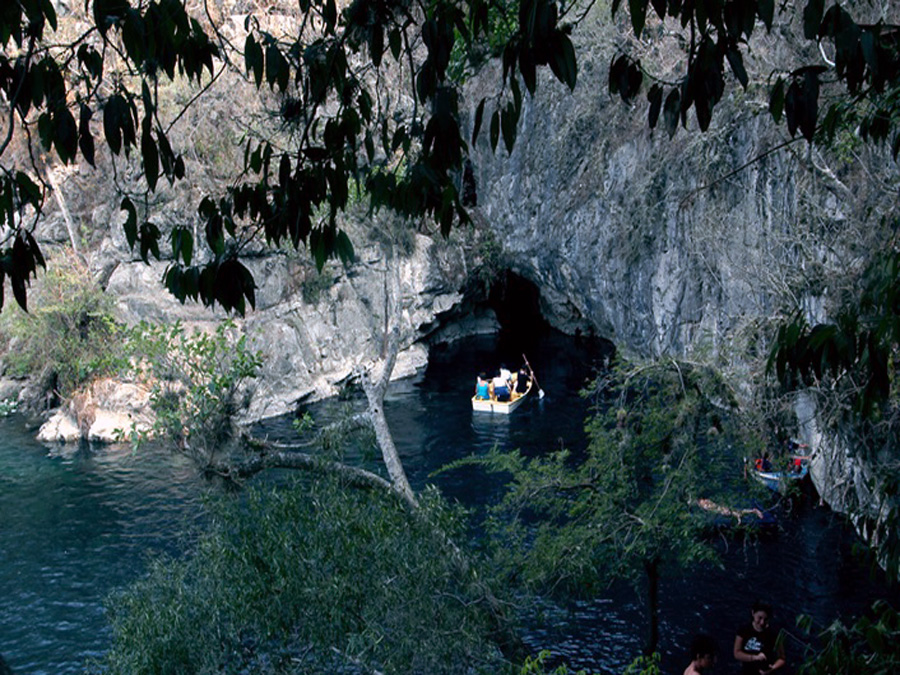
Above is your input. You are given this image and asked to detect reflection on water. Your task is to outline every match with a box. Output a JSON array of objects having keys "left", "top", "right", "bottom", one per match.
[{"left": 0, "top": 331, "right": 895, "bottom": 673}]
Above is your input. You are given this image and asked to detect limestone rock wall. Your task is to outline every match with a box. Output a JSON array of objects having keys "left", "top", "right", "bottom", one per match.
[
  {"left": 464, "top": 15, "right": 891, "bottom": 367},
  {"left": 97, "top": 231, "right": 474, "bottom": 425}
]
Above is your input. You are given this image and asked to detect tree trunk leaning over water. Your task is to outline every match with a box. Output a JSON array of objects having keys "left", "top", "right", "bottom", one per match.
[{"left": 359, "top": 326, "right": 417, "bottom": 507}]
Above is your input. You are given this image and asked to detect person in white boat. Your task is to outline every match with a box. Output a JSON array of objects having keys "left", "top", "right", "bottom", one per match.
[
  {"left": 475, "top": 373, "right": 490, "bottom": 400},
  {"left": 492, "top": 368, "right": 511, "bottom": 402}
]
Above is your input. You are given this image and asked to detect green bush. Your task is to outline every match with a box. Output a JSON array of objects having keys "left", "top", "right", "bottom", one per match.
[
  {"left": 0, "top": 255, "right": 124, "bottom": 396},
  {"left": 127, "top": 320, "right": 262, "bottom": 464},
  {"left": 101, "top": 479, "right": 501, "bottom": 675}
]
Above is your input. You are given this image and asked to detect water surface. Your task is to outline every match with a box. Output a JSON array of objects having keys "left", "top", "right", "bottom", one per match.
[{"left": 0, "top": 331, "right": 895, "bottom": 673}]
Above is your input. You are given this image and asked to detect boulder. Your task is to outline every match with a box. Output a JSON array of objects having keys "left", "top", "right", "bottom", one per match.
[{"left": 37, "top": 411, "right": 80, "bottom": 443}]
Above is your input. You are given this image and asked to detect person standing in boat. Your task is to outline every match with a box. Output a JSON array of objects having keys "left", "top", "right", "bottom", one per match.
[
  {"left": 475, "top": 373, "right": 490, "bottom": 400},
  {"left": 734, "top": 601, "right": 785, "bottom": 675},
  {"left": 514, "top": 364, "right": 531, "bottom": 395},
  {"left": 492, "top": 368, "right": 511, "bottom": 402}
]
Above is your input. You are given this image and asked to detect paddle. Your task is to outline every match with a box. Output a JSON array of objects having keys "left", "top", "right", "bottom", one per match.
[{"left": 522, "top": 353, "right": 544, "bottom": 399}]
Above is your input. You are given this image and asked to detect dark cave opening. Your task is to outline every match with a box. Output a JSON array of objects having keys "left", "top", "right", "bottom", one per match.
[{"left": 487, "top": 270, "right": 549, "bottom": 335}]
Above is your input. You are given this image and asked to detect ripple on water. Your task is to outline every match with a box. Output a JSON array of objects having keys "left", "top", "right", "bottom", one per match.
[{"left": 0, "top": 417, "right": 206, "bottom": 674}]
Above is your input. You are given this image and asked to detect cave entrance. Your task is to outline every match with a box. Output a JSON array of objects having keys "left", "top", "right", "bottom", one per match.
[{"left": 487, "top": 270, "right": 549, "bottom": 336}]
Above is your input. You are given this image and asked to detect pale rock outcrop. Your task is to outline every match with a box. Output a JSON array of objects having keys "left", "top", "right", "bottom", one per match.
[
  {"left": 37, "top": 378, "right": 153, "bottom": 444},
  {"left": 36, "top": 411, "right": 81, "bottom": 443},
  {"left": 93, "top": 231, "right": 470, "bottom": 427}
]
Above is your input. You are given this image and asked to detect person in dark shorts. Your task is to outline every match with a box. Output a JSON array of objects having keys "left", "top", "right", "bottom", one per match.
[
  {"left": 492, "top": 369, "right": 510, "bottom": 402},
  {"left": 734, "top": 601, "right": 785, "bottom": 674}
]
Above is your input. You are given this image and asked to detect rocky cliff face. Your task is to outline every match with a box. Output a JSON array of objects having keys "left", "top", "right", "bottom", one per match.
[
  {"left": 460, "top": 13, "right": 896, "bottom": 526},
  {"left": 98, "top": 222, "right": 486, "bottom": 424},
  {"left": 466, "top": 57, "right": 883, "bottom": 364}
]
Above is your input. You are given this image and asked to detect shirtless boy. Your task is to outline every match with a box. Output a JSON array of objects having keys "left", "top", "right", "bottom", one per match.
[{"left": 684, "top": 634, "right": 718, "bottom": 675}]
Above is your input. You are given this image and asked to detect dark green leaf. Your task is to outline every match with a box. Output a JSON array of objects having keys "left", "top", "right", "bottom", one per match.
[
  {"left": 37, "top": 112, "right": 53, "bottom": 152},
  {"left": 647, "top": 84, "right": 663, "bottom": 129},
  {"left": 472, "top": 98, "right": 486, "bottom": 145},
  {"left": 156, "top": 127, "right": 175, "bottom": 181},
  {"left": 726, "top": 48, "right": 748, "bottom": 88},
  {"left": 24, "top": 230, "right": 45, "bottom": 270},
  {"left": 15, "top": 172, "right": 41, "bottom": 209},
  {"left": 663, "top": 87, "right": 680, "bottom": 138},
  {"left": 206, "top": 213, "right": 225, "bottom": 255},
  {"left": 39, "top": 0, "right": 57, "bottom": 31},
  {"left": 142, "top": 125, "right": 159, "bottom": 191},
  {"left": 53, "top": 109, "right": 78, "bottom": 164},
  {"left": 103, "top": 94, "right": 124, "bottom": 155},
  {"left": 121, "top": 197, "right": 138, "bottom": 250},
  {"left": 799, "top": 69, "right": 820, "bottom": 142},
  {"left": 323, "top": 0, "right": 337, "bottom": 33},
  {"left": 171, "top": 226, "right": 194, "bottom": 265},
  {"left": 769, "top": 77, "right": 785, "bottom": 123},
  {"left": 335, "top": 229, "right": 354, "bottom": 264},
  {"left": 266, "top": 42, "right": 289, "bottom": 91},
  {"left": 164, "top": 265, "right": 185, "bottom": 302},
  {"left": 369, "top": 25, "right": 384, "bottom": 68},
  {"left": 389, "top": 28, "right": 402, "bottom": 61},
  {"left": 549, "top": 32, "right": 577, "bottom": 90},
  {"left": 628, "top": 0, "right": 648, "bottom": 38},
  {"left": 79, "top": 104, "right": 95, "bottom": 167},
  {"left": 244, "top": 34, "right": 264, "bottom": 87},
  {"left": 489, "top": 109, "right": 499, "bottom": 153},
  {"left": 11, "top": 271, "right": 27, "bottom": 312},
  {"left": 803, "top": 0, "right": 825, "bottom": 40},
  {"left": 364, "top": 131, "right": 375, "bottom": 162},
  {"left": 757, "top": 0, "right": 774, "bottom": 31},
  {"left": 501, "top": 104, "right": 517, "bottom": 154},
  {"left": 139, "top": 221, "right": 161, "bottom": 263}
]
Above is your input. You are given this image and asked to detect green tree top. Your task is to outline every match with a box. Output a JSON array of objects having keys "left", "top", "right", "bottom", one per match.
[{"left": 460, "top": 359, "right": 762, "bottom": 654}]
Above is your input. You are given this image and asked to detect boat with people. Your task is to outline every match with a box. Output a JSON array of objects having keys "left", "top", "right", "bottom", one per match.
[
  {"left": 472, "top": 360, "right": 537, "bottom": 414},
  {"left": 472, "top": 378, "right": 532, "bottom": 413},
  {"left": 747, "top": 442, "right": 811, "bottom": 493}
]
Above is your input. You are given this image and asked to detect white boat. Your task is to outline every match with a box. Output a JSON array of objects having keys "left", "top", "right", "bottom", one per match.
[{"left": 471, "top": 379, "right": 532, "bottom": 414}]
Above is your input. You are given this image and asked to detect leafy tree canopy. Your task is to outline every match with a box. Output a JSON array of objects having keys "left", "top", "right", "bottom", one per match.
[
  {"left": 0, "top": 0, "right": 578, "bottom": 314},
  {"left": 455, "top": 359, "right": 762, "bottom": 654},
  {"left": 101, "top": 477, "right": 503, "bottom": 674}
]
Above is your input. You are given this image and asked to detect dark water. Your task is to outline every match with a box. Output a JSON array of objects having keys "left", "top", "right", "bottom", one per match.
[{"left": 0, "top": 331, "right": 894, "bottom": 673}]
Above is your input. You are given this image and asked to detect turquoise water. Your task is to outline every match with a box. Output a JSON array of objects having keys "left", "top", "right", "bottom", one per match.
[
  {"left": 0, "top": 331, "right": 895, "bottom": 673},
  {"left": 0, "top": 421, "right": 206, "bottom": 673}
]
